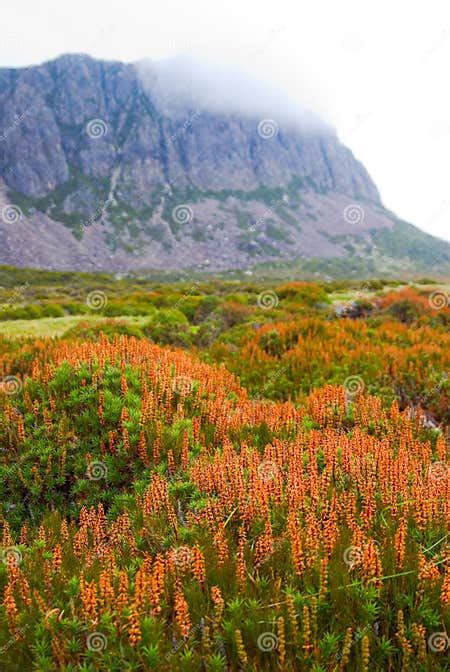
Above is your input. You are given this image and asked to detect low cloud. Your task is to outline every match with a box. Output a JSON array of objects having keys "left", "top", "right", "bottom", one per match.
[{"left": 135, "top": 55, "right": 330, "bottom": 133}]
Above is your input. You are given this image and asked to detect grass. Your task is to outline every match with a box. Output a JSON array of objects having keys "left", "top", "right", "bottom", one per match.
[{"left": 0, "top": 315, "right": 149, "bottom": 338}]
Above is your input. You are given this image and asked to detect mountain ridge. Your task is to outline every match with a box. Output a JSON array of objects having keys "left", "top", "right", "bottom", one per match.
[{"left": 0, "top": 53, "right": 449, "bottom": 276}]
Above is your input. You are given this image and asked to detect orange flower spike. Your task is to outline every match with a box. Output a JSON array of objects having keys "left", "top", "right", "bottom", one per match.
[
  {"left": 191, "top": 545, "right": 206, "bottom": 588},
  {"left": 115, "top": 569, "right": 129, "bottom": 616},
  {"left": 254, "top": 517, "right": 274, "bottom": 567},
  {"left": 440, "top": 565, "right": 450, "bottom": 607},
  {"left": 43, "top": 407, "right": 52, "bottom": 432},
  {"left": 122, "top": 427, "right": 130, "bottom": 452},
  {"left": 1, "top": 521, "right": 13, "bottom": 547},
  {"left": 361, "top": 484, "right": 376, "bottom": 531},
  {"left": 120, "top": 406, "right": 130, "bottom": 430},
  {"left": 80, "top": 577, "right": 98, "bottom": 624},
  {"left": 18, "top": 571, "right": 32, "bottom": 608},
  {"left": 128, "top": 602, "right": 142, "bottom": 647},
  {"left": 302, "top": 605, "right": 312, "bottom": 656},
  {"left": 98, "top": 391, "right": 105, "bottom": 426},
  {"left": 213, "top": 526, "right": 229, "bottom": 567},
  {"left": 51, "top": 544, "right": 62, "bottom": 573},
  {"left": 361, "top": 634, "right": 370, "bottom": 672},
  {"left": 134, "top": 564, "right": 150, "bottom": 611},
  {"left": 192, "top": 416, "right": 201, "bottom": 445},
  {"left": 149, "top": 553, "right": 165, "bottom": 615},
  {"left": 234, "top": 628, "right": 248, "bottom": 667},
  {"left": 98, "top": 570, "right": 114, "bottom": 611},
  {"left": 411, "top": 623, "right": 427, "bottom": 662},
  {"left": 138, "top": 429, "right": 149, "bottom": 466},
  {"left": 236, "top": 529, "right": 247, "bottom": 589},
  {"left": 396, "top": 609, "right": 413, "bottom": 667},
  {"left": 38, "top": 525, "right": 46, "bottom": 544},
  {"left": 211, "top": 585, "right": 225, "bottom": 632},
  {"left": 339, "top": 627, "right": 354, "bottom": 669},
  {"left": 167, "top": 448, "right": 175, "bottom": 476},
  {"left": 32, "top": 588, "right": 47, "bottom": 615},
  {"left": 362, "top": 539, "right": 382, "bottom": 587},
  {"left": 108, "top": 431, "right": 116, "bottom": 453},
  {"left": 277, "top": 616, "right": 286, "bottom": 670},
  {"left": 304, "top": 512, "right": 320, "bottom": 569},
  {"left": 3, "top": 583, "right": 19, "bottom": 633},
  {"left": 417, "top": 553, "right": 440, "bottom": 584},
  {"left": 153, "top": 421, "right": 162, "bottom": 462},
  {"left": 394, "top": 518, "right": 407, "bottom": 569},
  {"left": 17, "top": 414, "right": 25, "bottom": 443},
  {"left": 19, "top": 524, "right": 28, "bottom": 546},
  {"left": 120, "top": 373, "right": 128, "bottom": 398},
  {"left": 173, "top": 579, "right": 192, "bottom": 638}
]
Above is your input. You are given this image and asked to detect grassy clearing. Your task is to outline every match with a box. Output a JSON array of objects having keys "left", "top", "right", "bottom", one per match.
[{"left": 0, "top": 315, "right": 149, "bottom": 338}]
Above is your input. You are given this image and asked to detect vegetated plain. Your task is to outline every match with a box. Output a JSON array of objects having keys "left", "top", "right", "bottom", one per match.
[{"left": 0, "top": 267, "right": 449, "bottom": 671}]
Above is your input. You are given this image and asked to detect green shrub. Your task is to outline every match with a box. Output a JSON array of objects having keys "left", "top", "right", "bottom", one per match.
[
  {"left": 63, "top": 320, "right": 145, "bottom": 341},
  {"left": 41, "top": 303, "right": 66, "bottom": 318},
  {"left": 144, "top": 309, "right": 192, "bottom": 347}
]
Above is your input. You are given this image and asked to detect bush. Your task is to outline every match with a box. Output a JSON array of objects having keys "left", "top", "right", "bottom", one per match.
[
  {"left": 0, "top": 304, "right": 44, "bottom": 320},
  {"left": 144, "top": 309, "right": 192, "bottom": 347},
  {"left": 41, "top": 303, "right": 66, "bottom": 318},
  {"left": 63, "top": 320, "right": 145, "bottom": 341},
  {"left": 379, "top": 288, "right": 430, "bottom": 324},
  {"left": 220, "top": 302, "right": 253, "bottom": 328},
  {"left": 192, "top": 295, "right": 221, "bottom": 323},
  {"left": 275, "top": 281, "right": 330, "bottom": 306}
]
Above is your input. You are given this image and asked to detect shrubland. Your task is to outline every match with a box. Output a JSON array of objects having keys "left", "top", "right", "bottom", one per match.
[{"left": 0, "top": 271, "right": 448, "bottom": 670}]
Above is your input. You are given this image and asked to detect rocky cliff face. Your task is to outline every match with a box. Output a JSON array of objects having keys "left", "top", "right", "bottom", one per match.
[{"left": 0, "top": 53, "right": 448, "bottom": 274}]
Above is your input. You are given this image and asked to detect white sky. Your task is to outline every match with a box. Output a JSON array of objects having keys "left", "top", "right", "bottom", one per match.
[{"left": 2, "top": 0, "right": 450, "bottom": 241}]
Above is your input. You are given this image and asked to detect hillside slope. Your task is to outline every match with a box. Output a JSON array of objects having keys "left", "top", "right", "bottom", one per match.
[{"left": 0, "top": 54, "right": 449, "bottom": 275}]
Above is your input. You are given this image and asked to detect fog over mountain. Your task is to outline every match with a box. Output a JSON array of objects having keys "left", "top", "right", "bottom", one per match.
[
  {"left": 0, "top": 53, "right": 449, "bottom": 276},
  {"left": 136, "top": 56, "right": 328, "bottom": 132}
]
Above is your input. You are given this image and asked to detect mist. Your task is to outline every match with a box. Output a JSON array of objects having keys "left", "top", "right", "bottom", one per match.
[{"left": 135, "top": 55, "right": 330, "bottom": 133}]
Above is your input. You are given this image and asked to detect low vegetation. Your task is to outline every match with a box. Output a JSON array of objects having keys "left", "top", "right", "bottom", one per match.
[{"left": 0, "top": 269, "right": 448, "bottom": 670}]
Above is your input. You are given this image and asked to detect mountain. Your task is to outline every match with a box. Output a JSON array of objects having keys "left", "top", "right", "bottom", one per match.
[{"left": 0, "top": 53, "right": 449, "bottom": 276}]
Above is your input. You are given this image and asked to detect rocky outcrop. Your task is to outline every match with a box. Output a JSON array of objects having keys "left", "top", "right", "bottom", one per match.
[{"left": 0, "top": 53, "right": 448, "bottom": 274}]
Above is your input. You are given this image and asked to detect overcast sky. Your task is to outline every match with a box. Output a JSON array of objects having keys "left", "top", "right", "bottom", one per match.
[{"left": 2, "top": 0, "right": 450, "bottom": 240}]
